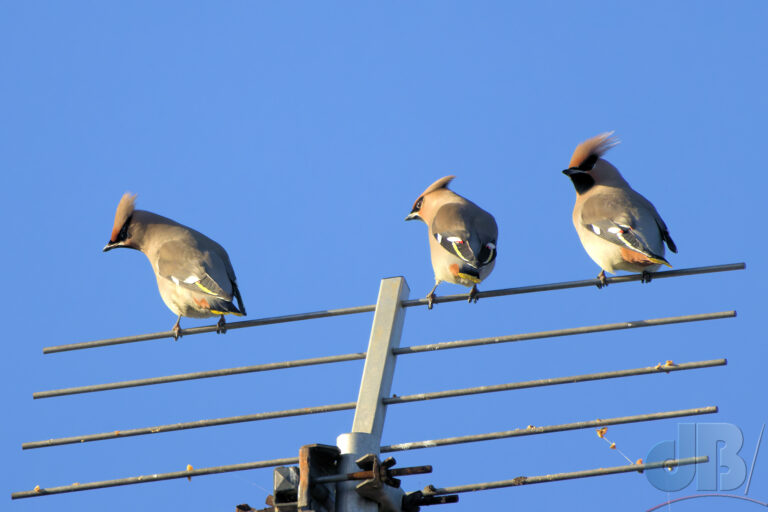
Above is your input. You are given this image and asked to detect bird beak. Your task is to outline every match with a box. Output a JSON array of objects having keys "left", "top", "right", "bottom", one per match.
[
  {"left": 562, "top": 168, "right": 585, "bottom": 176},
  {"left": 103, "top": 241, "right": 120, "bottom": 252},
  {"left": 405, "top": 212, "right": 420, "bottom": 221}
]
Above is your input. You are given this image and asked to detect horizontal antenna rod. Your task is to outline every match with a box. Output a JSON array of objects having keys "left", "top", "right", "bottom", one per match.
[
  {"left": 402, "top": 263, "right": 745, "bottom": 308},
  {"left": 43, "top": 305, "right": 377, "bottom": 354},
  {"left": 381, "top": 406, "right": 717, "bottom": 452},
  {"left": 34, "top": 352, "right": 367, "bottom": 399},
  {"left": 36, "top": 311, "right": 735, "bottom": 398},
  {"left": 22, "top": 402, "right": 357, "bottom": 449},
  {"left": 43, "top": 263, "right": 745, "bottom": 353},
  {"left": 23, "top": 359, "right": 725, "bottom": 449},
  {"left": 383, "top": 359, "right": 726, "bottom": 405},
  {"left": 11, "top": 456, "right": 301, "bottom": 499},
  {"left": 423, "top": 456, "right": 709, "bottom": 495},
  {"left": 12, "top": 408, "right": 716, "bottom": 499},
  {"left": 313, "top": 464, "right": 433, "bottom": 484},
  {"left": 392, "top": 311, "right": 735, "bottom": 355}
]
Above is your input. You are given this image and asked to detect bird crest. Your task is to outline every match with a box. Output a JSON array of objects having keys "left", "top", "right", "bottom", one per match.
[
  {"left": 110, "top": 193, "right": 137, "bottom": 242},
  {"left": 569, "top": 132, "right": 620, "bottom": 170},
  {"left": 409, "top": 175, "right": 457, "bottom": 219},
  {"left": 422, "top": 175, "right": 455, "bottom": 196}
]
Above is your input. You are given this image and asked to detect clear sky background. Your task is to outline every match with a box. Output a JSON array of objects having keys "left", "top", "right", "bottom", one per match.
[{"left": 2, "top": 2, "right": 766, "bottom": 511}]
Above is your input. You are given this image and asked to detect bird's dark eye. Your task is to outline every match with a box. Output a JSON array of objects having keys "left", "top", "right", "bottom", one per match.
[
  {"left": 413, "top": 198, "right": 423, "bottom": 211},
  {"left": 117, "top": 215, "right": 132, "bottom": 241}
]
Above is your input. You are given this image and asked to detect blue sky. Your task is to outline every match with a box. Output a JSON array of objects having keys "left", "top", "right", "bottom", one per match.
[{"left": 2, "top": 2, "right": 766, "bottom": 511}]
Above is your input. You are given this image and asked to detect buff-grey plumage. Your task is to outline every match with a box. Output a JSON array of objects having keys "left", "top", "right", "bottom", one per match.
[
  {"left": 563, "top": 133, "right": 677, "bottom": 286},
  {"left": 103, "top": 194, "right": 245, "bottom": 338},
  {"left": 406, "top": 176, "right": 498, "bottom": 308}
]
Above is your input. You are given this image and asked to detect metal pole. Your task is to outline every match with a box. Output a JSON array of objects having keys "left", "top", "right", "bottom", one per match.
[
  {"left": 423, "top": 456, "right": 708, "bottom": 495},
  {"left": 34, "top": 352, "right": 367, "bottom": 399},
  {"left": 313, "top": 465, "right": 432, "bottom": 484},
  {"left": 34, "top": 311, "right": 735, "bottom": 399},
  {"left": 23, "top": 359, "right": 725, "bottom": 449},
  {"left": 337, "top": 276, "right": 410, "bottom": 512},
  {"left": 401, "top": 263, "right": 746, "bottom": 308},
  {"left": 22, "top": 402, "right": 356, "bottom": 449},
  {"left": 380, "top": 406, "right": 718, "bottom": 453},
  {"left": 12, "top": 407, "right": 717, "bottom": 500},
  {"left": 10, "top": 457, "right": 300, "bottom": 499},
  {"left": 382, "top": 359, "right": 726, "bottom": 405},
  {"left": 43, "top": 304, "right": 377, "bottom": 353},
  {"left": 393, "top": 311, "right": 736, "bottom": 355},
  {"left": 42, "top": 263, "right": 745, "bottom": 353}
]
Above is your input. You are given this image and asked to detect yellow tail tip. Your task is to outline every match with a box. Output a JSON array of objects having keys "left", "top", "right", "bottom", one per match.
[
  {"left": 647, "top": 257, "right": 672, "bottom": 268},
  {"left": 457, "top": 273, "right": 482, "bottom": 284},
  {"left": 210, "top": 310, "right": 244, "bottom": 316}
]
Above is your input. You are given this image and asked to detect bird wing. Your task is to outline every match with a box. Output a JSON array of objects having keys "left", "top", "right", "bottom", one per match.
[
  {"left": 196, "top": 236, "right": 247, "bottom": 315},
  {"left": 579, "top": 193, "right": 669, "bottom": 264},
  {"left": 632, "top": 192, "right": 678, "bottom": 254},
  {"left": 431, "top": 203, "right": 498, "bottom": 266},
  {"left": 155, "top": 240, "right": 234, "bottom": 301}
]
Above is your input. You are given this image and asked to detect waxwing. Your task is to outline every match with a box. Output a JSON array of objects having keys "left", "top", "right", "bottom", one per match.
[
  {"left": 563, "top": 132, "right": 677, "bottom": 287},
  {"left": 406, "top": 176, "right": 498, "bottom": 308},
  {"left": 103, "top": 193, "right": 246, "bottom": 339}
]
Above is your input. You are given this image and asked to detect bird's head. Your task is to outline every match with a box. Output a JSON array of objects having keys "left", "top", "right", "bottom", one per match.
[
  {"left": 562, "top": 132, "right": 624, "bottom": 194},
  {"left": 405, "top": 175, "right": 456, "bottom": 224},
  {"left": 103, "top": 193, "right": 138, "bottom": 252}
]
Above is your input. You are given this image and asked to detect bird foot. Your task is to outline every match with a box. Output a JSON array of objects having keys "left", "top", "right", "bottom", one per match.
[
  {"left": 468, "top": 285, "right": 479, "bottom": 304},
  {"left": 596, "top": 271, "right": 608, "bottom": 289},
  {"left": 216, "top": 315, "right": 227, "bottom": 334},
  {"left": 641, "top": 271, "right": 653, "bottom": 284},
  {"left": 172, "top": 323, "right": 183, "bottom": 341},
  {"left": 426, "top": 291, "right": 436, "bottom": 310}
]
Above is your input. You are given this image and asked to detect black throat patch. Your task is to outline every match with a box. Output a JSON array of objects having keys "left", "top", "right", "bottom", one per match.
[{"left": 568, "top": 172, "right": 595, "bottom": 194}]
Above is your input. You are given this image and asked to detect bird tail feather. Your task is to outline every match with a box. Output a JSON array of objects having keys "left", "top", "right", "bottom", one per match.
[
  {"left": 208, "top": 297, "right": 245, "bottom": 316},
  {"left": 647, "top": 255, "right": 672, "bottom": 268}
]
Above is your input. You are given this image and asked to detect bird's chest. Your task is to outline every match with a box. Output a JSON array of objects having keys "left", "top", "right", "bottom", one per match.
[
  {"left": 155, "top": 275, "right": 213, "bottom": 318},
  {"left": 577, "top": 231, "right": 626, "bottom": 272},
  {"left": 428, "top": 237, "right": 463, "bottom": 280}
]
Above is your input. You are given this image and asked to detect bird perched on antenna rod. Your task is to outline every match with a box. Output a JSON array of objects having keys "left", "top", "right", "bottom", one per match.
[
  {"left": 562, "top": 132, "right": 677, "bottom": 288},
  {"left": 103, "top": 193, "right": 246, "bottom": 340},
  {"left": 406, "top": 176, "right": 498, "bottom": 309}
]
